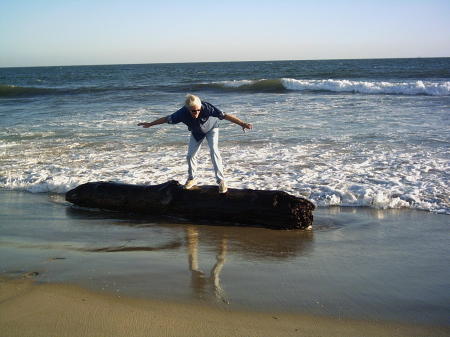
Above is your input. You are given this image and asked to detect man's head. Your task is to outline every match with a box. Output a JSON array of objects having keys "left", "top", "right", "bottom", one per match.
[{"left": 185, "top": 94, "right": 202, "bottom": 118}]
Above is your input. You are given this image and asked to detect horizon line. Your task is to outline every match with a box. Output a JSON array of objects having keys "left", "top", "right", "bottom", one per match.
[{"left": 1, "top": 56, "right": 449, "bottom": 69}]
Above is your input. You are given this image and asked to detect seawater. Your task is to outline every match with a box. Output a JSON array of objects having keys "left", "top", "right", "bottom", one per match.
[{"left": 0, "top": 58, "right": 449, "bottom": 213}]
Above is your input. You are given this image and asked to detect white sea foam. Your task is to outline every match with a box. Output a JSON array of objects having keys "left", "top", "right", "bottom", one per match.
[
  {"left": 219, "top": 79, "right": 258, "bottom": 88},
  {"left": 214, "top": 78, "right": 450, "bottom": 96},
  {"left": 1, "top": 139, "right": 448, "bottom": 214},
  {"left": 282, "top": 78, "right": 450, "bottom": 96}
]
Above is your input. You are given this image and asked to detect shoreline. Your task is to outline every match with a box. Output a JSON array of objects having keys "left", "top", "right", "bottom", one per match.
[
  {"left": 1, "top": 190, "right": 449, "bottom": 330},
  {"left": 1, "top": 277, "right": 449, "bottom": 337}
]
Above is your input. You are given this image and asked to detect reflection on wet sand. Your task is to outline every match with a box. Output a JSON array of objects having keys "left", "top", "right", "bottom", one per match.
[
  {"left": 87, "top": 241, "right": 182, "bottom": 252},
  {"left": 183, "top": 225, "right": 315, "bottom": 303},
  {"left": 186, "top": 226, "right": 228, "bottom": 303},
  {"left": 4, "top": 196, "right": 447, "bottom": 326},
  {"left": 65, "top": 204, "right": 315, "bottom": 261},
  {"left": 320, "top": 206, "right": 408, "bottom": 220},
  {"left": 62, "top": 205, "right": 315, "bottom": 303}
]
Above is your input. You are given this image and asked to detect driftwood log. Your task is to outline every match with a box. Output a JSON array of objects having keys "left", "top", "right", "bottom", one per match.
[{"left": 65, "top": 180, "right": 315, "bottom": 230}]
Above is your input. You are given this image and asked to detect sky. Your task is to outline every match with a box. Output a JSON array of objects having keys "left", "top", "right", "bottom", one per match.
[{"left": 1, "top": 0, "right": 449, "bottom": 67}]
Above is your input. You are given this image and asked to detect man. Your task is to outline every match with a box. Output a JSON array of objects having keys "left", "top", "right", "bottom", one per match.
[{"left": 138, "top": 94, "right": 252, "bottom": 193}]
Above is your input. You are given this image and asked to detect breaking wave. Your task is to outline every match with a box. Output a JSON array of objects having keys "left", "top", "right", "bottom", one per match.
[
  {"left": 0, "top": 84, "right": 58, "bottom": 97},
  {"left": 3, "top": 79, "right": 449, "bottom": 98},
  {"left": 193, "top": 79, "right": 286, "bottom": 92},
  {"left": 0, "top": 84, "right": 150, "bottom": 98},
  {"left": 198, "top": 78, "right": 450, "bottom": 96}
]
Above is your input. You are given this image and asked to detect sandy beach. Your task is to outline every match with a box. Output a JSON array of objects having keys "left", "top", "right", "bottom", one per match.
[
  {"left": 1, "top": 191, "right": 449, "bottom": 336},
  {"left": 1, "top": 276, "right": 449, "bottom": 337}
]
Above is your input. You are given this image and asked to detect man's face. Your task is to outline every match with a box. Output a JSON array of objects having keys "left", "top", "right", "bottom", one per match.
[{"left": 190, "top": 105, "right": 201, "bottom": 119}]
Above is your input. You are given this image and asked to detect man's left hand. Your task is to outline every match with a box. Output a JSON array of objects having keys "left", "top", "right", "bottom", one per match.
[{"left": 242, "top": 123, "right": 253, "bottom": 131}]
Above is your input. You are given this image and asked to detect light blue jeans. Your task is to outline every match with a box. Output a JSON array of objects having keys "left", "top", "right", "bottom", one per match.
[{"left": 187, "top": 128, "right": 225, "bottom": 183}]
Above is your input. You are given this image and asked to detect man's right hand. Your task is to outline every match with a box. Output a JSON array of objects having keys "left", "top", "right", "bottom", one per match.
[{"left": 137, "top": 122, "right": 151, "bottom": 128}]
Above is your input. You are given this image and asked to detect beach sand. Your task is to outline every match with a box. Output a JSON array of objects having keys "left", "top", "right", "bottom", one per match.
[
  {"left": 1, "top": 277, "right": 449, "bottom": 337},
  {"left": 0, "top": 191, "right": 449, "bottom": 336}
]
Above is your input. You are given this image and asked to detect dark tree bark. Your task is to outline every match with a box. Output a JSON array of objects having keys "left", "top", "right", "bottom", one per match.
[{"left": 66, "top": 180, "right": 315, "bottom": 230}]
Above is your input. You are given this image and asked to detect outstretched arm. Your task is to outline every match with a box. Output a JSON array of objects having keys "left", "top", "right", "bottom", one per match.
[
  {"left": 137, "top": 116, "right": 168, "bottom": 128},
  {"left": 224, "top": 114, "right": 252, "bottom": 131}
]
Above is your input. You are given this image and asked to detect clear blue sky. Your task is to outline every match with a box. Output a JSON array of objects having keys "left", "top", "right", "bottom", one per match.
[{"left": 1, "top": 0, "right": 449, "bottom": 67}]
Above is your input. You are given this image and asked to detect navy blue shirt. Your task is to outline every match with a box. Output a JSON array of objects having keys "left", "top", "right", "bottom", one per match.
[{"left": 167, "top": 101, "right": 226, "bottom": 141}]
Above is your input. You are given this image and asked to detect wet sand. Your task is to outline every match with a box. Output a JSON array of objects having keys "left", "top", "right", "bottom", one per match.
[
  {"left": 1, "top": 277, "right": 449, "bottom": 337},
  {"left": 0, "top": 190, "right": 449, "bottom": 335}
]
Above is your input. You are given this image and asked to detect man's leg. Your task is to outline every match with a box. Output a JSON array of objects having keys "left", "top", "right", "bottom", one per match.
[
  {"left": 205, "top": 128, "right": 225, "bottom": 184},
  {"left": 186, "top": 134, "right": 203, "bottom": 181}
]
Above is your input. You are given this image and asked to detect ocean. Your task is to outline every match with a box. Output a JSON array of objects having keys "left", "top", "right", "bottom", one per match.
[
  {"left": 1, "top": 58, "right": 450, "bottom": 326},
  {"left": 1, "top": 58, "right": 449, "bottom": 213}
]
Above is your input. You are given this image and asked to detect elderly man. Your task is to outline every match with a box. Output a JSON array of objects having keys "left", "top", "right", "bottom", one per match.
[{"left": 138, "top": 94, "right": 252, "bottom": 193}]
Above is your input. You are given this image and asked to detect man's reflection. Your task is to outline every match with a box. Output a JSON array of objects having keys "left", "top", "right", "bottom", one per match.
[
  {"left": 211, "top": 236, "right": 227, "bottom": 302},
  {"left": 185, "top": 224, "right": 314, "bottom": 303},
  {"left": 186, "top": 226, "right": 228, "bottom": 303}
]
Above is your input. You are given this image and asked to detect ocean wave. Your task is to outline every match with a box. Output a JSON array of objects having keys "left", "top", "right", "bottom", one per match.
[
  {"left": 3, "top": 79, "right": 449, "bottom": 98},
  {"left": 193, "top": 79, "right": 286, "bottom": 92},
  {"left": 0, "top": 84, "right": 150, "bottom": 98},
  {"left": 281, "top": 78, "right": 450, "bottom": 96},
  {"left": 0, "top": 84, "right": 58, "bottom": 98},
  {"left": 197, "top": 78, "right": 450, "bottom": 96}
]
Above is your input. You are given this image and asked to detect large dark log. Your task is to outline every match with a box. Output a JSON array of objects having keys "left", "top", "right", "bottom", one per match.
[{"left": 65, "top": 180, "right": 315, "bottom": 230}]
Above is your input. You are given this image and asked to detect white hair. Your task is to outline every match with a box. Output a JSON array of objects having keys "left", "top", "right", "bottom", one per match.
[{"left": 185, "top": 94, "right": 201, "bottom": 108}]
